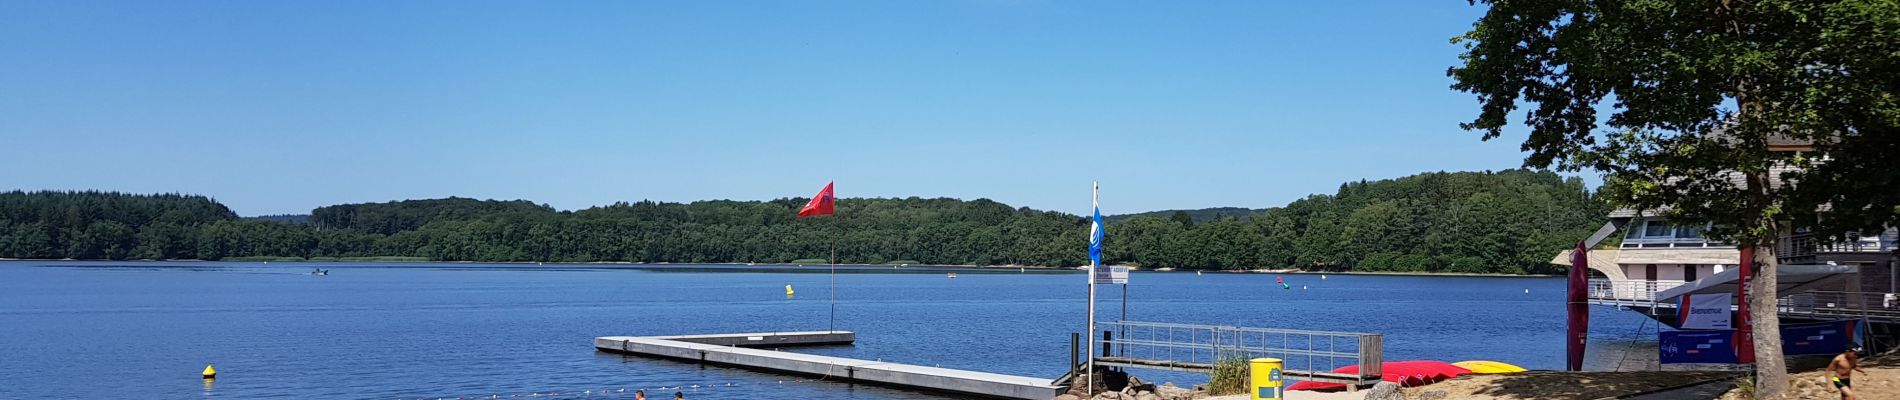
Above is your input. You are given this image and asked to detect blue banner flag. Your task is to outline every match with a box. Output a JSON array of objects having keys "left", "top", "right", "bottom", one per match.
[
  {"left": 1089, "top": 205, "right": 1104, "bottom": 267},
  {"left": 1659, "top": 330, "right": 1739, "bottom": 364},
  {"left": 1782, "top": 320, "right": 1859, "bottom": 356}
]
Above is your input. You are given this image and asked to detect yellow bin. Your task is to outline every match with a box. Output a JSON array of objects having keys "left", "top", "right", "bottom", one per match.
[{"left": 1251, "top": 358, "right": 1283, "bottom": 400}]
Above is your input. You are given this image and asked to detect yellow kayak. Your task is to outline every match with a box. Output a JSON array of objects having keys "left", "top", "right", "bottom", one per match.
[{"left": 1453, "top": 360, "right": 1527, "bottom": 374}]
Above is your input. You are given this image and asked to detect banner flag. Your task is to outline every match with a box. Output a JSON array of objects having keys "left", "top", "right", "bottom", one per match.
[
  {"left": 1677, "top": 293, "right": 1732, "bottom": 330},
  {"left": 797, "top": 181, "right": 835, "bottom": 218},
  {"left": 1660, "top": 330, "right": 1739, "bottom": 364}
]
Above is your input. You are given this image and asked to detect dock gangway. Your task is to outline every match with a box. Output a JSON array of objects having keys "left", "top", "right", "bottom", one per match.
[{"left": 1088, "top": 321, "right": 1384, "bottom": 389}]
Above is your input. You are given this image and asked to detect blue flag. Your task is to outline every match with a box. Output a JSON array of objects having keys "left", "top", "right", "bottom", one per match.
[{"left": 1089, "top": 205, "right": 1104, "bottom": 266}]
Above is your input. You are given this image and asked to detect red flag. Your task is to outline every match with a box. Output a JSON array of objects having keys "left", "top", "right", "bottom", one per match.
[
  {"left": 797, "top": 181, "right": 835, "bottom": 218},
  {"left": 1566, "top": 240, "right": 1590, "bottom": 371}
]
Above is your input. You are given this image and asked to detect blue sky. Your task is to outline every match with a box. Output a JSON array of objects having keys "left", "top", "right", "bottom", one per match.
[{"left": 0, "top": 1, "right": 1552, "bottom": 216}]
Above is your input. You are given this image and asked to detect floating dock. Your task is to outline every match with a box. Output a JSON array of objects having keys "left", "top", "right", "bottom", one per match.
[{"left": 595, "top": 331, "right": 1065, "bottom": 399}]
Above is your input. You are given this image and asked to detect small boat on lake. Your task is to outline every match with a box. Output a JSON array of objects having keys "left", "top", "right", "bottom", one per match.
[
  {"left": 311, "top": 268, "right": 328, "bottom": 276},
  {"left": 947, "top": 272, "right": 957, "bottom": 279}
]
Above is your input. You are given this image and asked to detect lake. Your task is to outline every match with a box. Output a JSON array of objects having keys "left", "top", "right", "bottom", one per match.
[{"left": 0, "top": 261, "right": 1655, "bottom": 399}]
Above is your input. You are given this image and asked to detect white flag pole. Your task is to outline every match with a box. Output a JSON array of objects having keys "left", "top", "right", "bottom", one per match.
[{"left": 1086, "top": 181, "right": 1098, "bottom": 395}]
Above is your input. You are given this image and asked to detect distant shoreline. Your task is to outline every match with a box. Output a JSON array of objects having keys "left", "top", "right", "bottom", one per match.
[
  {"left": 0, "top": 258, "right": 1558, "bottom": 277},
  {"left": 1139, "top": 268, "right": 1555, "bottom": 278},
  {"left": 1278, "top": 270, "right": 1558, "bottom": 278},
  {"left": 0, "top": 258, "right": 1069, "bottom": 270}
]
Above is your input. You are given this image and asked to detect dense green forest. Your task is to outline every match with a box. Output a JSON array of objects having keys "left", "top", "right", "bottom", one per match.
[
  {"left": 0, "top": 170, "right": 1604, "bottom": 273},
  {"left": 1102, "top": 207, "right": 1262, "bottom": 225}
]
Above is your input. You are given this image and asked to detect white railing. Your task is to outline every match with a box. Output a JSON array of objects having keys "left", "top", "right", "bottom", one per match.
[
  {"left": 1094, "top": 321, "right": 1383, "bottom": 386},
  {"left": 1587, "top": 279, "right": 1689, "bottom": 302},
  {"left": 1620, "top": 237, "right": 1733, "bottom": 248},
  {"left": 1815, "top": 229, "right": 1899, "bottom": 253}
]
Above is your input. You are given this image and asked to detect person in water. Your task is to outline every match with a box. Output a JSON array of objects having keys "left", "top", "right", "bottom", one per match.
[
  {"left": 633, "top": 389, "right": 645, "bottom": 400},
  {"left": 1828, "top": 343, "right": 1868, "bottom": 400},
  {"left": 674, "top": 391, "right": 684, "bottom": 399}
]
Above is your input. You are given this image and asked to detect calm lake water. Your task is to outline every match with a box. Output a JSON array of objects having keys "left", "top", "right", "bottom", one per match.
[{"left": 0, "top": 261, "right": 1654, "bottom": 399}]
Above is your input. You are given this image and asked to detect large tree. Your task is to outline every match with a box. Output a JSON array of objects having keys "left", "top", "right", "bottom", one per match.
[{"left": 1451, "top": 0, "right": 1900, "bottom": 397}]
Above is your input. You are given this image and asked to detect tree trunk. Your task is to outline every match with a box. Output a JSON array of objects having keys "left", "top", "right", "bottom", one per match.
[
  {"left": 1745, "top": 166, "right": 1788, "bottom": 398},
  {"left": 1748, "top": 240, "right": 1786, "bottom": 398}
]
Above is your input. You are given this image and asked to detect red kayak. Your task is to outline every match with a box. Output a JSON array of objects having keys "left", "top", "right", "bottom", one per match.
[{"left": 1285, "top": 360, "right": 1472, "bottom": 391}]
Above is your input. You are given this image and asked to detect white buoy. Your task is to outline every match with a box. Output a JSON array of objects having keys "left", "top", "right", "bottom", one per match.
[
  {"left": 1524, "top": 289, "right": 1531, "bottom": 294},
  {"left": 1321, "top": 274, "right": 1327, "bottom": 280}
]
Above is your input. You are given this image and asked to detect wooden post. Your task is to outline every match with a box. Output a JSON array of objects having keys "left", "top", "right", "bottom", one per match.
[{"left": 1071, "top": 332, "right": 1081, "bottom": 373}]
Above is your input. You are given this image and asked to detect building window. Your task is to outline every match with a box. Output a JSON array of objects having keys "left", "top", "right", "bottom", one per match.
[
  {"left": 1645, "top": 221, "right": 1673, "bottom": 238},
  {"left": 1685, "top": 265, "right": 1698, "bottom": 281},
  {"left": 1676, "top": 224, "right": 1703, "bottom": 239}
]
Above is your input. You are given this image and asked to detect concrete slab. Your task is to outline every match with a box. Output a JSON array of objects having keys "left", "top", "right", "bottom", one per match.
[
  {"left": 595, "top": 332, "right": 1064, "bottom": 399},
  {"left": 652, "top": 331, "right": 855, "bottom": 347}
]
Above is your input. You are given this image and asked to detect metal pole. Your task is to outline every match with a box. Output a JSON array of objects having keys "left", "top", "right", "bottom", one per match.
[
  {"left": 1087, "top": 263, "right": 1096, "bottom": 394},
  {"left": 1086, "top": 181, "right": 1098, "bottom": 395},
  {"left": 1121, "top": 283, "right": 1128, "bottom": 357},
  {"left": 830, "top": 232, "right": 837, "bottom": 332}
]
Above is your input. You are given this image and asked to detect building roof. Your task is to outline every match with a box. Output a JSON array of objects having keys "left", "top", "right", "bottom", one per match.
[
  {"left": 1707, "top": 123, "right": 1818, "bottom": 151},
  {"left": 1655, "top": 264, "right": 1858, "bottom": 303},
  {"left": 1550, "top": 248, "right": 1628, "bottom": 280},
  {"left": 1614, "top": 248, "right": 1741, "bottom": 266}
]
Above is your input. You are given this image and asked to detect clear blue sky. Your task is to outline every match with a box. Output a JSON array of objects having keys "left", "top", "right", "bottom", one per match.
[{"left": 0, "top": 0, "right": 1554, "bottom": 217}]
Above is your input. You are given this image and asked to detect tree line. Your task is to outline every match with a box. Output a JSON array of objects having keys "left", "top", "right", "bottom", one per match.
[{"left": 0, "top": 170, "right": 1604, "bottom": 273}]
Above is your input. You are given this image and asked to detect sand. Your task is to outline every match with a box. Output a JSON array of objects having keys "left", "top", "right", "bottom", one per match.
[
  {"left": 1203, "top": 390, "right": 1365, "bottom": 400},
  {"left": 1390, "top": 371, "right": 1740, "bottom": 400},
  {"left": 1716, "top": 355, "right": 1900, "bottom": 399}
]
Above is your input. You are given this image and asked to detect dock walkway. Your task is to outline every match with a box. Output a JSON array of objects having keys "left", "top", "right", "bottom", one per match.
[{"left": 595, "top": 331, "right": 1065, "bottom": 400}]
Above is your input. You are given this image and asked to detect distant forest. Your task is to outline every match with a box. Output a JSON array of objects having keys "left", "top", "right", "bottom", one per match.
[
  {"left": 0, "top": 170, "right": 1604, "bottom": 273},
  {"left": 1102, "top": 207, "right": 1263, "bottom": 225}
]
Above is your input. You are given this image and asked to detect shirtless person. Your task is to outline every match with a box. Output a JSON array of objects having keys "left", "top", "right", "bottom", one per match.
[{"left": 1828, "top": 344, "right": 1868, "bottom": 400}]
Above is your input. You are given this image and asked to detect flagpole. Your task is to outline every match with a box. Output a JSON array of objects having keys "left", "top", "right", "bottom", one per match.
[
  {"left": 830, "top": 224, "right": 837, "bottom": 332},
  {"left": 1086, "top": 181, "right": 1098, "bottom": 395},
  {"left": 830, "top": 181, "right": 838, "bottom": 332}
]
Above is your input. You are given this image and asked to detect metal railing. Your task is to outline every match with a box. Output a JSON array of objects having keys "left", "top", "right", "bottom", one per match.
[
  {"left": 1620, "top": 237, "right": 1733, "bottom": 248},
  {"left": 1587, "top": 279, "right": 1689, "bottom": 303},
  {"left": 1092, "top": 320, "right": 1382, "bottom": 386},
  {"left": 1582, "top": 280, "right": 1900, "bottom": 324},
  {"left": 1777, "top": 291, "right": 1900, "bottom": 323},
  {"left": 1784, "top": 228, "right": 1898, "bottom": 255},
  {"left": 1816, "top": 231, "right": 1899, "bottom": 253}
]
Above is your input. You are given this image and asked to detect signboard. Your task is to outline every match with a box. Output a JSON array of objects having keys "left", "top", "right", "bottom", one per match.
[
  {"left": 1783, "top": 320, "right": 1859, "bottom": 356},
  {"left": 1659, "top": 319, "right": 1861, "bottom": 364},
  {"left": 1092, "top": 264, "right": 1128, "bottom": 285},
  {"left": 1677, "top": 293, "right": 1732, "bottom": 330},
  {"left": 1659, "top": 330, "right": 1739, "bottom": 364}
]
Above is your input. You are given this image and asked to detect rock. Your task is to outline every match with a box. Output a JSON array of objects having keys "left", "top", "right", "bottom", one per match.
[
  {"left": 1364, "top": 381, "right": 1406, "bottom": 400},
  {"left": 1154, "top": 383, "right": 1190, "bottom": 400},
  {"left": 1054, "top": 395, "right": 1082, "bottom": 400},
  {"left": 1135, "top": 393, "right": 1160, "bottom": 400},
  {"left": 1126, "top": 376, "right": 1156, "bottom": 394}
]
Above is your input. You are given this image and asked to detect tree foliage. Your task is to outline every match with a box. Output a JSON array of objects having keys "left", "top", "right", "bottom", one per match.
[
  {"left": 1450, "top": 1, "right": 1899, "bottom": 395},
  {"left": 1107, "top": 170, "right": 1601, "bottom": 273},
  {"left": 0, "top": 170, "right": 1602, "bottom": 274}
]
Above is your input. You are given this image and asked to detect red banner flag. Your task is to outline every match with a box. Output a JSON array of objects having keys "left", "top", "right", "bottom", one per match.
[
  {"left": 797, "top": 181, "right": 835, "bottom": 218},
  {"left": 1566, "top": 240, "right": 1590, "bottom": 371}
]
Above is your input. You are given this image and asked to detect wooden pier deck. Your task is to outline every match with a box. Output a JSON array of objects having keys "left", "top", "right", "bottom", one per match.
[{"left": 595, "top": 331, "right": 1065, "bottom": 400}]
